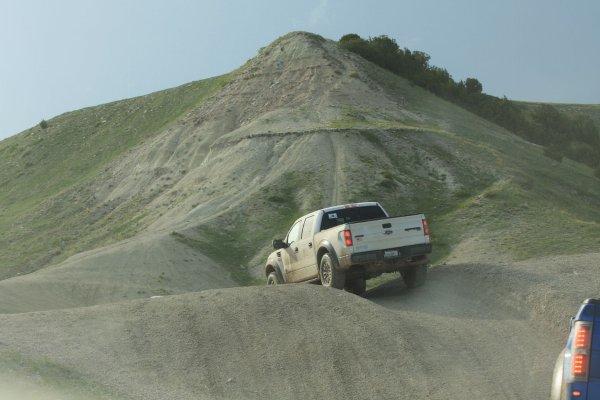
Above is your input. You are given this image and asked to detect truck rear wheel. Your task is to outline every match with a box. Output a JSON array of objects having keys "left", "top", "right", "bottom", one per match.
[
  {"left": 319, "top": 254, "right": 345, "bottom": 289},
  {"left": 401, "top": 264, "right": 427, "bottom": 288},
  {"left": 345, "top": 278, "right": 366, "bottom": 296}
]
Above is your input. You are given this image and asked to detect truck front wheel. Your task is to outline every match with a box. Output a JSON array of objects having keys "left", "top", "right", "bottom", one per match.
[
  {"left": 319, "top": 254, "right": 345, "bottom": 289},
  {"left": 267, "top": 271, "right": 283, "bottom": 285}
]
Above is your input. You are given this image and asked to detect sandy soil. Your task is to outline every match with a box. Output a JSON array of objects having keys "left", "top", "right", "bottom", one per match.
[{"left": 1, "top": 253, "right": 598, "bottom": 400}]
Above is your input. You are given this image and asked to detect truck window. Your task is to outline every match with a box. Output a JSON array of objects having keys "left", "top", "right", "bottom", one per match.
[
  {"left": 301, "top": 215, "right": 315, "bottom": 239},
  {"left": 286, "top": 221, "right": 301, "bottom": 245},
  {"left": 320, "top": 205, "right": 387, "bottom": 231}
]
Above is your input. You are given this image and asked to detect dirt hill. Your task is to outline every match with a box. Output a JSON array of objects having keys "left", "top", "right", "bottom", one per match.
[
  {"left": 0, "top": 232, "right": 235, "bottom": 314},
  {"left": 1, "top": 31, "right": 600, "bottom": 399},
  {"left": 1, "top": 254, "right": 599, "bottom": 399}
]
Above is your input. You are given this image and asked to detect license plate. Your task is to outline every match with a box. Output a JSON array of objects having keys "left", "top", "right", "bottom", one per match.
[{"left": 384, "top": 250, "right": 399, "bottom": 258}]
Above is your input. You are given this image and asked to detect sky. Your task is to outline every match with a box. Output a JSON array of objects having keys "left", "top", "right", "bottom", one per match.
[{"left": 1, "top": 0, "right": 599, "bottom": 140}]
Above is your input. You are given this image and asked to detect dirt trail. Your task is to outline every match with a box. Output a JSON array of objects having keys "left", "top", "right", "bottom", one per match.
[
  {"left": 368, "top": 267, "right": 561, "bottom": 399},
  {"left": 329, "top": 133, "right": 341, "bottom": 204}
]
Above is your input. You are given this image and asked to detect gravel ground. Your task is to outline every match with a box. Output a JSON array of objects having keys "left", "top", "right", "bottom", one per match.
[{"left": 1, "top": 253, "right": 598, "bottom": 400}]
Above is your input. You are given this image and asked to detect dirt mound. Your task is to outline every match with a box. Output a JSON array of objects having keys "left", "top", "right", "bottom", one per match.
[
  {"left": 0, "top": 232, "right": 235, "bottom": 314},
  {"left": 0, "top": 285, "right": 422, "bottom": 400},
  {"left": 3, "top": 253, "right": 598, "bottom": 399}
]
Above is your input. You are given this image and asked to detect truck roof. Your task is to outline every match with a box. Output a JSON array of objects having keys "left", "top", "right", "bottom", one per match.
[
  {"left": 583, "top": 298, "right": 600, "bottom": 304},
  {"left": 321, "top": 202, "right": 382, "bottom": 214}
]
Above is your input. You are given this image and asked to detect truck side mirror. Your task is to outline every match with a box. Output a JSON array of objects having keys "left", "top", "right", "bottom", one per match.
[
  {"left": 569, "top": 316, "right": 575, "bottom": 332},
  {"left": 273, "top": 239, "right": 287, "bottom": 249}
]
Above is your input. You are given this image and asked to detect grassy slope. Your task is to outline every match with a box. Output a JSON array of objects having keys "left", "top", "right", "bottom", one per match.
[
  {"left": 517, "top": 101, "right": 600, "bottom": 127},
  {"left": 365, "top": 67, "right": 600, "bottom": 263},
  {"left": 0, "top": 76, "right": 227, "bottom": 278}
]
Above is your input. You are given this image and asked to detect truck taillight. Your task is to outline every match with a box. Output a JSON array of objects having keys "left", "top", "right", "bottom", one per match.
[
  {"left": 573, "top": 354, "right": 588, "bottom": 377},
  {"left": 574, "top": 324, "right": 591, "bottom": 349},
  {"left": 570, "top": 322, "right": 592, "bottom": 381},
  {"left": 422, "top": 218, "right": 429, "bottom": 236},
  {"left": 343, "top": 230, "right": 353, "bottom": 246}
]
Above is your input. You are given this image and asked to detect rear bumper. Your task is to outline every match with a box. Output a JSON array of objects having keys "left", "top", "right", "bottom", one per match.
[
  {"left": 338, "top": 243, "right": 432, "bottom": 272},
  {"left": 565, "top": 381, "right": 599, "bottom": 399}
]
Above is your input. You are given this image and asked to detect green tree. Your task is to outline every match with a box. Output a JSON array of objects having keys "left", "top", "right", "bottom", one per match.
[
  {"left": 339, "top": 33, "right": 361, "bottom": 43},
  {"left": 368, "top": 35, "right": 401, "bottom": 72},
  {"left": 339, "top": 34, "right": 375, "bottom": 62},
  {"left": 464, "top": 78, "right": 483, "bottom": 94}
]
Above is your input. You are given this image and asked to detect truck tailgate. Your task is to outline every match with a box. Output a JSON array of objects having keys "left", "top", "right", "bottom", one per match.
[
  {"left": 349, "top": 214, "right": 429, "bottom": 254},
  {"left": 588, "top": 306, "right": 600, "bottom": 396}
]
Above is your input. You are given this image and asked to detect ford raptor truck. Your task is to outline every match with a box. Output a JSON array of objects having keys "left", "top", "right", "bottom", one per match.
[
  {"left": 551, "top": 298, "right": 600, "bottom": 400},
  {"left": 264, "top": 202, "right": 432, "bottom": 295}
]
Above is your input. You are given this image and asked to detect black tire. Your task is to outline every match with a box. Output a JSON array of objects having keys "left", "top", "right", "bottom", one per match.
[
  {"left": 319, "top": 253, "right": 346, "bottom": 289},
  {"left": 266, "top": 271, "right": 283, "bottom": 285},
  {"left": 345, "top": 278, "right": 366, "bottom": 296},
  {"left": 401, "top": 264, "right": 427, "bottom": 288}
]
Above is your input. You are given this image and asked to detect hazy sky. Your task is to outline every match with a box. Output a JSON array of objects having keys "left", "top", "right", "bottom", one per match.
[{"left": 1, "top": 0, "right": 599, "bottom": 140}]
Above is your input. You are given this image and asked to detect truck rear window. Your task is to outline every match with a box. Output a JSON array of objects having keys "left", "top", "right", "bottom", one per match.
[{"left": 320, "top": 205, "right": 387, "bottom": 231}]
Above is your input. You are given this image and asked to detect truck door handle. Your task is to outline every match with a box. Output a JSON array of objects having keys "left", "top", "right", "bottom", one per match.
[
  {"left": 405, "top": 227, "right": 422, "bottom": 232},
  {"left": 308, "top": 242, "right": 313, "bottom": 248}
]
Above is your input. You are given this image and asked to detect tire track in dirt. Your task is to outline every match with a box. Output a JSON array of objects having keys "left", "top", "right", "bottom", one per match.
[
  {"left": 367, "top": 265, "right": 569, "bottom": 399},
  {"left": 329, "top": 132, "right": 342, "bottom": 205}
]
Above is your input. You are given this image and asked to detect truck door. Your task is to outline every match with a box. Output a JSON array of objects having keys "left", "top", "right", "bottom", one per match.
[
  {"left": 282, "top": 220, "right": 302, "bottom": 281},
  {"left": 291, "top": 215, "right": 318, "bottom": 281}
]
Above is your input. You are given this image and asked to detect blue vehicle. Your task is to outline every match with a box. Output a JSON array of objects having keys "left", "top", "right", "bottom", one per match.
[{"left": 551, "top": 298, "right": 600, "bottom": 400}]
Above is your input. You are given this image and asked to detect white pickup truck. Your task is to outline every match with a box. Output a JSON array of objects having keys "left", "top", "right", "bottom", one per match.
[{"left": 265, "top": 202, "right": 432, "bottom": 295}]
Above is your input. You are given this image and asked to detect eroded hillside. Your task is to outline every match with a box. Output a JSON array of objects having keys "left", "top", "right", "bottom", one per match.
[{"left": 0, "top": 32, "right": 599, "bottom": 307}]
